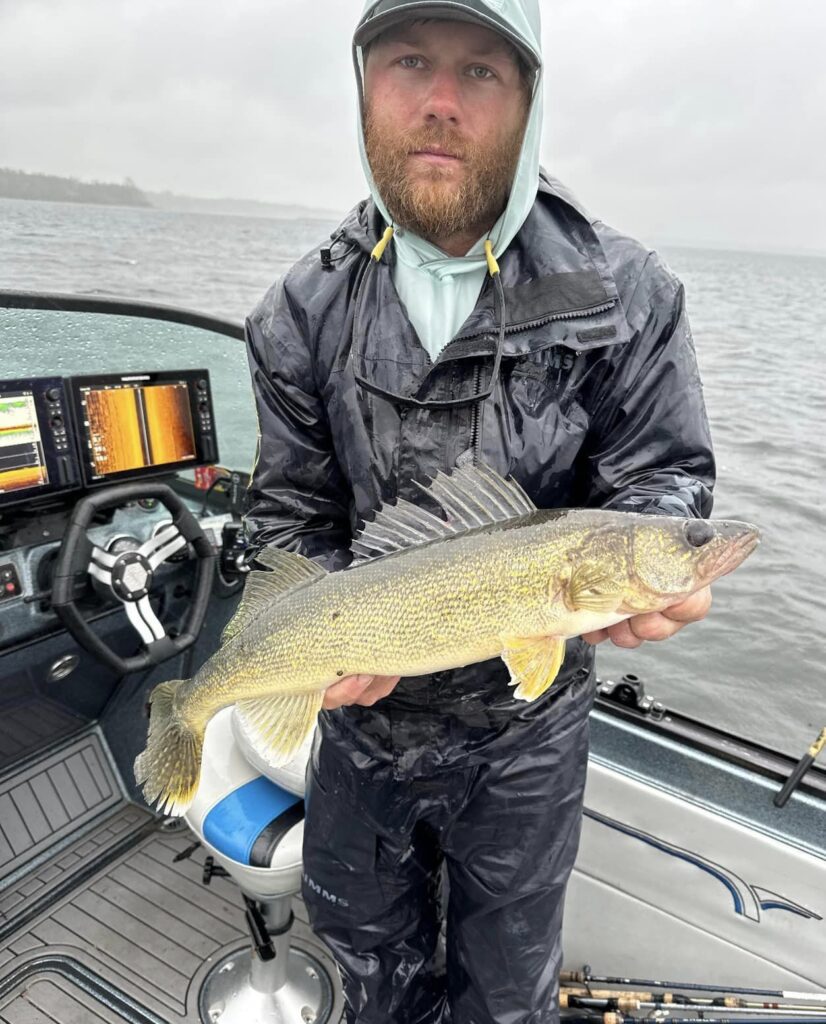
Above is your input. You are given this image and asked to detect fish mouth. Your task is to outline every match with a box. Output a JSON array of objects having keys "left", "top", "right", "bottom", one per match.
[{"left": 699, "top": 524, "right": 761, "bottom": 582}]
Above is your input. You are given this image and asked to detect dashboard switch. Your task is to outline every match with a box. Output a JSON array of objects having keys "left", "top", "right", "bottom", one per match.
[{"left": 0, "top": 564, "right": 21, "bottom": 599}]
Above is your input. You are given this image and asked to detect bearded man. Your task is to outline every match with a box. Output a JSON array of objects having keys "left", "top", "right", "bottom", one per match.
[{"left": 244, "top": 1, "right": 715, "bottom": 1021}]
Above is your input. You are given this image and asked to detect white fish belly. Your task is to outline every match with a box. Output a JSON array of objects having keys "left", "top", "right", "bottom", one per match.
[{"left": 559, "top": 610, "right": 632, "bottom": 638}]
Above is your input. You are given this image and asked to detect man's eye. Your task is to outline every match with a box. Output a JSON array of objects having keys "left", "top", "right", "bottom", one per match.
[
  {"left": 398, "top": 56, "right": 424, "bottom": 69},
  {"left": 468, "top": 66, "right": 495, "bottom": 80}
]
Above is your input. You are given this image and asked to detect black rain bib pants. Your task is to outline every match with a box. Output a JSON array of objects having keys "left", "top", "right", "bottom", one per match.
[{"left": 302, "top": 668, "right": 595, "bottom": 1024}]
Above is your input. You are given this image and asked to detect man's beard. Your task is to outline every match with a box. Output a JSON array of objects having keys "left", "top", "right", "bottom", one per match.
[{"left": 363, "top": 103, "right": 527, "bottom": 247}]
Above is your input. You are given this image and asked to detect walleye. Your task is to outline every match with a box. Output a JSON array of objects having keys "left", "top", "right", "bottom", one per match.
[{"left": 135, "top": 464, "right": 759, "bottom": 815}]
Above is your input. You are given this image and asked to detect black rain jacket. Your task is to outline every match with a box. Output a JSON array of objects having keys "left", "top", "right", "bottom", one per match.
[{"left": 244, "top": 172, "right": 715, "bottom": 779}]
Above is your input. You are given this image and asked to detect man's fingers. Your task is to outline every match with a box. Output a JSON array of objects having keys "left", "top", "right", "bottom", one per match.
[
  {"left": 662, "top": 586, "right": 713, "bottom": 623},
  {"left": 607, "top": 620, "right": 644, "bottom": 649},
  {"left": 357, "top": 675, "right": 402, "bottom": 707},
  {"left": 626, "top": 612, "right": 685, "bottom": 642},
  {"left": 582, "top": 628, "right": 609, "bottom": 645},
  {"left": 321, "top": 673, "right": 402, "bottom": 710},
  {"left": 322, "top": 673, "right": 376, "bottom": 710}
]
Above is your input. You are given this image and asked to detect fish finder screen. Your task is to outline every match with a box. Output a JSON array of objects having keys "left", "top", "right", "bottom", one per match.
[
  {"left": 78, "top": 379, "right": 197, "bottom": 480},
  {"left": 0, "top": 391, "right": 49, "bottom": 495}
]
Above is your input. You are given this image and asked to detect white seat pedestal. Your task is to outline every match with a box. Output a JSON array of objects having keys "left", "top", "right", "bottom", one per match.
[
  {"left": 184, "top": 708, "right": 337, "bottom": 1023},
  {"left": 198, "top": 942, "right": 333, "bottom": 1024}
]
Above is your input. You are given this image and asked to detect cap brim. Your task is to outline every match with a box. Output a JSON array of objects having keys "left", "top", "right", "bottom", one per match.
[{"left": 354, "top": 0, "right": 540, "bottom": 71}]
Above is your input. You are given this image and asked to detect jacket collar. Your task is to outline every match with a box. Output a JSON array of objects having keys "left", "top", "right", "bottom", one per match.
[{"left": 337, "top": 171, "right": 629, "bottom": 364}]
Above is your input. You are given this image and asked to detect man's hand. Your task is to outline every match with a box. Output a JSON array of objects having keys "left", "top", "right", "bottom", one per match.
[
  {"left": 582, "top": 586, "right": 712, "bottom": 649},
  {"left": 322, "top": 674, "right": 402, "bottom": 710}
]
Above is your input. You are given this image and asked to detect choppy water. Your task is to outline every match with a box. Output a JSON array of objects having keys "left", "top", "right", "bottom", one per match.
[{"left": 1, "top": 197, "right": 824, "bottom": 759}]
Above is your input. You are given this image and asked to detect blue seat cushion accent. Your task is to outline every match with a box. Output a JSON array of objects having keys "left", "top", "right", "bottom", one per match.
[{"left": 203, "top": 775, "right": 304, "bottom": 866}]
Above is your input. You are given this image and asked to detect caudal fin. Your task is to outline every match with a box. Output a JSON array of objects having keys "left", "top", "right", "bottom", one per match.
[{"left": 134, "top": 680, "right": 203, "bottom": 817}]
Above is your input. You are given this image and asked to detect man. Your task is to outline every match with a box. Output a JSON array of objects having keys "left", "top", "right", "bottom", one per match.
[{"left": 244, "top": 1, "right": 714, "bottom": 1020}]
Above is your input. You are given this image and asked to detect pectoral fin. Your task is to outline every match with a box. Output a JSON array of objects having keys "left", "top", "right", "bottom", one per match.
[
  {"left": 568, "top": 564, "right": 622, "bottom": 613},
  {"left": 235, "top": 690, "right": 324, "bottom": 765},
  {"left": 500, "top": 635, "right": 567, "bottom": 702}
]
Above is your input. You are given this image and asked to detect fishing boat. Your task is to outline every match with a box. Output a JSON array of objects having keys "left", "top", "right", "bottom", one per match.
[{"left": 0, "top": 290, "right": 823, "bottom": 1024}]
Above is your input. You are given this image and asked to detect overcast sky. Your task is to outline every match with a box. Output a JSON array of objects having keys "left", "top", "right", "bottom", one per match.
[{"left": 1, "top": 0, "right": 824, "bottom": 254}]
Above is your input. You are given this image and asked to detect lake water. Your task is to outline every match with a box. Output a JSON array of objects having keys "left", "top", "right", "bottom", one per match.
[{"left": 1, "top": 197, "right": 824, "bottom": 759}]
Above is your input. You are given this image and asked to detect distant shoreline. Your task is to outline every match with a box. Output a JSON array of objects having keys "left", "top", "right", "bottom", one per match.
[
  {"left": 0, "top": 167, "right": 338, "bottom": 222},
  {"left": 0, "top": 167, "right": 150, "bottom": 208}
]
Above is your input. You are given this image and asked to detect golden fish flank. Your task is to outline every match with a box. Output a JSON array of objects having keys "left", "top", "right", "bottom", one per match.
[{"left": 134, "top": 463, "right": 760, "bottom": 815}]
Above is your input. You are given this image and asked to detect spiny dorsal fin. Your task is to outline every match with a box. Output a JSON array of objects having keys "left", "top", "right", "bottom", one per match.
[
  {"left": 221, "top": 546, "right": 326, "bottom": 645},
  {"left": 350, "top": 463, "right": 536, "bottom": 565},
  {"left": 417, "top": 464, "right": 536, "bottom": 526}
]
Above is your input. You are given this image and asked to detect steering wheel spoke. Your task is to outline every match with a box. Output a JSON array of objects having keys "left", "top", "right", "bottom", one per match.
[
  {"left": 88, "top": 545, "right": 116, "bottom": 586},
  {"left": 124, "top": 595, "right": 167, "bottom": 645},
  {"left": 138, "top": 523, "right": 188, "bottom": 569}
]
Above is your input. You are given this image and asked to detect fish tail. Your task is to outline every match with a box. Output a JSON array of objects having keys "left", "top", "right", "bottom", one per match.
[{"left": 134, "top": 679, "right": 203, "bottom": 817}]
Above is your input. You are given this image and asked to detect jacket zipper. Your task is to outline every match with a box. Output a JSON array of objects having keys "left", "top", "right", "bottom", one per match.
[
  {"left": 469, "top": 363, "right": 483, "bottom": 466},
  {"left": 505, "top": 299, "right": 616, "bottom": 336},
  {"left": 441, "top": 298, "right": 616, "bottom": 353}
]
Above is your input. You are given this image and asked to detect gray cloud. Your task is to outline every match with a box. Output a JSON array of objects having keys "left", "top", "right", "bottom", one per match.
[{"left": 1, "top": 0, "right": 823, "bottom": 252}]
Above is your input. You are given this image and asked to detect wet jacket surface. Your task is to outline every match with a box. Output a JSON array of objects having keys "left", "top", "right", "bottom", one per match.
[{"left": 244, "top": 171, "right": 715, "bottom": 780}]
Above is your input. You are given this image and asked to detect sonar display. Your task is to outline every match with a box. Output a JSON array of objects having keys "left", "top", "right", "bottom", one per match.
[
  {"left": 80, "top": 381, "right": 197, "bottom": 478},
  {"left": 0, "top": 392, "right": 48, "bottom": 494}
]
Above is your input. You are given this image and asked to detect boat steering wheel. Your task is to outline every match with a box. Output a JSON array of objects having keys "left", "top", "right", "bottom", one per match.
[{"left": 52, "top": 482, "right": 216, "bottom": 675}]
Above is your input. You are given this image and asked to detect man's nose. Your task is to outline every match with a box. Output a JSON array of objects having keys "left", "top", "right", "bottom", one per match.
[{"left": 422, "top": 68, "right": 462, "bottom": 124}]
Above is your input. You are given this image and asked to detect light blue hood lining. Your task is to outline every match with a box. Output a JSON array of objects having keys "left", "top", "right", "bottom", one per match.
[{"left": 354, "top": 0, "right": 543, "bottom": 358}]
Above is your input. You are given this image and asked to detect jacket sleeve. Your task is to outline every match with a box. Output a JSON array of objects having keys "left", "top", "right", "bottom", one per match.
[
  {"left": 583, "top": 254, "right": 715, "bottom": 518},
  {"left": 244, "top": 277, "right": 353, "bottom": 571}
]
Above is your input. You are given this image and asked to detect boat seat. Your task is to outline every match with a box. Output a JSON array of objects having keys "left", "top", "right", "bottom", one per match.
[
  {"left": 184, "top": 706, "right": 311, "bottom": 899},
  {"left": 183, "top": 708, "right": 333, "bottom": 1021}
]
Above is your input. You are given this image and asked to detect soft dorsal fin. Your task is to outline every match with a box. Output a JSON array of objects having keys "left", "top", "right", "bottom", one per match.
[
  {"left": 350, "top": 463, "right": 536, "bottom": 565},
  {"left": 221, "top": 546, "right": 326, "bottom": 645}
]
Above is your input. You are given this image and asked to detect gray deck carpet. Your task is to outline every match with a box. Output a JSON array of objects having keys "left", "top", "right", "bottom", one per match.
[{"left": 0, "top": 800, "right": 341, "bottom": 1022}]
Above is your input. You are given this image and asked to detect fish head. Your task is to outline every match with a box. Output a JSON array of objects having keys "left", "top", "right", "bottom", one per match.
[{"left": 622, "top": 516, "right": 761, "bottom": 613}]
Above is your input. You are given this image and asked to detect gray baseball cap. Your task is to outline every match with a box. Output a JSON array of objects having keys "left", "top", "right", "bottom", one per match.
[{"left": 354, "top": 0, "right": 540, "bottom": 71}]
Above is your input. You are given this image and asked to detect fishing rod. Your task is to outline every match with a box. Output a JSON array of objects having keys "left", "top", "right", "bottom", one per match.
[
  {"left": 561, "top": 971, "right": 826, "bottom": 1003},
  {"left": 564, "top": 1011, "right": 826, "bottom": 1019},
  {"left": 560, "top": 1014, "right": 826, "bottom": 1024},
  {"left": 774, "top": 727, "right": 826, "bottom": 807},
  {"left": 605, "top": 1017, "right": 826, "bottom": 1024},
  {"left": 562, "top": 989, "right": 826, "bottom": 1013},
  {"left": 561, "top": 995, "right": 826, "bottom": 1017}
]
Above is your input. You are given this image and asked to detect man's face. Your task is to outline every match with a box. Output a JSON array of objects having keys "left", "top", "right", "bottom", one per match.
[{"left": 363, "top": 18, "right": 531, "bottom": 248}]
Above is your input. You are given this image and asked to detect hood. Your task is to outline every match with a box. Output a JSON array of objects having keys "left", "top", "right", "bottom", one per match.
[{"left": 352, "top": 0, "right": 543, "bottom": 283}]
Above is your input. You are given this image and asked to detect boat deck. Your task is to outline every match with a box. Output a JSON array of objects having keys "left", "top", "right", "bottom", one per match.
[{"left": 0, "top": 734, "right": 340, "bottom": 1023}]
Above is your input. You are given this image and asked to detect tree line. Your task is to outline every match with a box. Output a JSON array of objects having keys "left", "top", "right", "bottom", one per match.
[{"left": 0, "top": 168, "right": 151, "bottom": 207}]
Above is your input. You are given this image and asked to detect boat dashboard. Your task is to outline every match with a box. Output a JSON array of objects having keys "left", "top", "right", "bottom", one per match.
[
  {"left": 0, "top": 362, "right": 250, "bottom": 777},
  {"left": 1, "top": 367, "right": 219, "bottom": 510}
]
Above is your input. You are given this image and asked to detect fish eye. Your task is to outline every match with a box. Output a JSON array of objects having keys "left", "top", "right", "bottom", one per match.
[{"left": 685, "top": 520, "right": 715, "bottom": 548}]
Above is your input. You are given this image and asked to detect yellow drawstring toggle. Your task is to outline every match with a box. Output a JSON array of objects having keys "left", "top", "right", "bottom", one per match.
[
  {"left": 484, "top": 239, "right": 500, "bottom": 277},
  {"left": 808, "top": 727, "right": 826, "bottom": 759},
  {"left": 371, "top": 226, "right": 395, "bottom": 262}
]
